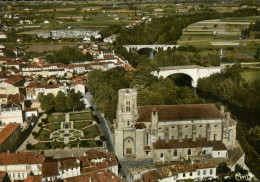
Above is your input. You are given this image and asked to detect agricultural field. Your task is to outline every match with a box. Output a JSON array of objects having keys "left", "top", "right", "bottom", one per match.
[
  {"left": 178, "top": 17, "right": 260, "bottom": 59},
  {"left": 241, "top": 67, "right": 260, "bottom": 82}
]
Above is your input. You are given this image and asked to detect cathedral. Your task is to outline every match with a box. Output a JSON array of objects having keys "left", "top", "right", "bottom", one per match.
[{"left": 114, "top": 88, "right": 244, "bottom": 168}]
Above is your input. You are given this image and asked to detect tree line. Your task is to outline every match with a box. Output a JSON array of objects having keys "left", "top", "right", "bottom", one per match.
[
  {"left": 87, "top": 65, "right": 205, "bottom": 122},
  {"left": 39, "top": 91, "right": 85, "bottom": 113}
]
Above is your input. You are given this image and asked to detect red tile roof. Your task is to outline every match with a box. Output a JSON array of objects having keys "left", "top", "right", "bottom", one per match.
[
  {"left": 79, "top": 150, "right": 118, "bottom": 174},
  {"left": 0, "top": 123, "right": 20, "bottom": 144},
  {"left": 25, "top": 176, "right": 42, "bottom": 182},
  {"left": 153, "top": 138, "right": 227, "bottom": 150},
  {"left": 24, "top": 108, "right": 37, "bottom": 112},
  {"left": 137, "top": 104, "right": 224, "bottom": 123},
  {"left": 0, "top": 152, "right": 44, "bottom": 165},
  {"left": 58, "top": 157, "right": 80, "bottom": 170},
  {"left": 41, "top": 160, "right": 58, "bottom": 178},
  {"left": 65, "top": 170, "right": 125, "bottom": 182},
  {"left": 6, "top": 94, "right": 24, "bottom": 104},
  {"left": 5, "top": 75, "right": 25, "bottom": 85}
]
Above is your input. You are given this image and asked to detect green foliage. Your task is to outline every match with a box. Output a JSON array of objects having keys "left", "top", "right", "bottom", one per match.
[
  {"left": 54, "top": 91, "right": 67, "bottom": 112},
  {"left": 40, "top": 91, "right": 85, "bottom": 114},
  {"left": 235, "top": 164, "right": 248, "bottom": 175},
  {"left": 247, "top": 126, "right": 260, "bottom": 153},
  {"left": 100, "top": 24, "right": 123, "bottom": 39},
  {"left": 46, "top": 46, "right": 88, "bottom": 64},
  {"left": 66, "top": 91, "right": 85, "bottom": 112},
  {"left": 3, "top": 49, "right": 16, "bottom": 57},
  {"left": 217, "top": 162, "right": 231, "bottom": 174},
  {"left": 39, "top": 93, "right": 55, "bottom": 113}
]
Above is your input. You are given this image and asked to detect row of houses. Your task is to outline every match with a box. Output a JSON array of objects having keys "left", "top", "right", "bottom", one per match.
[
  {"left": 0, "top": 149, "right": 120, "bottom": 182},
  {"left": 0, "top": 148, "right": 220, "bottom": 182}
]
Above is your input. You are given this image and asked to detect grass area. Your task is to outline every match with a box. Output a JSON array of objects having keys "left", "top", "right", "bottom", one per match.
[
  {"left": 33, "top": 142, "right": 51, "bottom": 149},
  {"left": 81, "top": 140, "right": 101, "bottom": 148},
  {"left": 46, "top": 123, "right": 60, "bottom": 131},
  {"left": 83, "top": 125, "right": 100, "bottom": 139},
  {"left": 241, "top": 69, "right": 260, "bottom": 82},
  {"left": 70, "top": 112, "right": 92, "bottom": 120},
  {"left": 74, "top": 121, "right": 92, "bottom": 129},
  {"left": 48, "top": 115, "right": 65, "bottom": 123},
  {"left": 36, "top": 129, "right": 50, "bottom": 141}
]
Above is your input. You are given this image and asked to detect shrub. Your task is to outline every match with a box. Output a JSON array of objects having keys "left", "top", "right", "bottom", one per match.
[
  {"left": 38, "top": 123, "right": 43, "bottom": 127},
  {"left": 96, "top": 140, "right": 103, "bottom": 146},
  {"left": 26, "top": 143, "right": 33, "bottom": 150},
  {"left": 100, "top": 135, "right": 106, "bottom": 141}
]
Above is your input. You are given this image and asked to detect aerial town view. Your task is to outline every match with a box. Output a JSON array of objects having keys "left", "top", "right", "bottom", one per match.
[{"left": 0, "top": 0, "right": 259, "bottom": 181}]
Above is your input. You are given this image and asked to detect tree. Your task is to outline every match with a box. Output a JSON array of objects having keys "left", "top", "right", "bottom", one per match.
[
  {"left": 54, "top": 91, "right": 67, "bottom": 112},
  {"left": 39, "top": 93, "right": 55, "bottom": 113},
  {"left": 66, "top": 91, "right": 85, "bottom": 112}
]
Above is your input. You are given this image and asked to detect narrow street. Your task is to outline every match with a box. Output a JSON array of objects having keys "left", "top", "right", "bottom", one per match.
[{"left": 93, "top": 106, "right": 114, "bottom": 153}]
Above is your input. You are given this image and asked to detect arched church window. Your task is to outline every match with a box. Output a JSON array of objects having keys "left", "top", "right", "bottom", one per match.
[
  {"left": 187, "top": 149, "right": 191, "bottom": 155},
  {"left": 173, "top": 149, "right": 177, "bottom": 156},
  {"left": 160, "top": 153, "right": 163, "bottom": 158},
  {"left": 127, "top": 121, "right": 130, "bottom": 126},
  {"left": 128, "top": 140, "right": 130, "bottom": 143}
]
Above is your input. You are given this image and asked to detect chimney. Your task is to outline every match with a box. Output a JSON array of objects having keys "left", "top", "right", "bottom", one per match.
[
  {"left": 89, "top": 177, "right": 92, "bottom": 182},
  {"left": 220, "top": 105, "right": 225, "bottom": 115},
  {"left": 226, "top": 112, "right": 231, "bottom": 124}
]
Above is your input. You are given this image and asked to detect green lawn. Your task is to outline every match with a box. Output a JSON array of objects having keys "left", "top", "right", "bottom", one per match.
[
  {"left": 36, "top": 129, "right": 51, "bottom": 141},
  {"left": 70, "top": 112, "right": 92, "bottom": 120},
  {"left": 74, "top": 121, "right": 92, "bottom": 129},
  {"left": 33, "top": 142, "right": 51, "bottom": 149},
  {"left": 81, "top": 140, "right": 101, "bottom": 147},
  {"left": 46, "top": 123, "right": 61, "bottom": 131},
  {"left": 83, "top": 125, "right": 100, "bottom": 139},
  {"left": 48, "top": 115, "right": 65, "bottom": 123},
  {"left": 241, "top": 69, "right": 260, "bottom": 82}
]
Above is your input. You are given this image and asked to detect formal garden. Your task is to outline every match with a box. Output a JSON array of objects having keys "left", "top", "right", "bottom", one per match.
[{"left": 26, "top": 111, "right": 104, "bottom": 150}]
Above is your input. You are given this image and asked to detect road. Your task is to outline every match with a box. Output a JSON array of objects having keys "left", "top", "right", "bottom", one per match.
[{"left": 93, "top": 106, "right": 114, "bottom": 153}]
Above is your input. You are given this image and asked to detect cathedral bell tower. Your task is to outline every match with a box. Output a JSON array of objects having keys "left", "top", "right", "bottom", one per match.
[{"left": 114, "top": 89, "right": 139, "bottom": 158}]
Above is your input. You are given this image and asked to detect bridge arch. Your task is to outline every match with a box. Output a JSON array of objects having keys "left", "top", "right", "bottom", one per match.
[
  {"left": 167, "top": 73, "right": 194, "bottom": 87},
  {"left": 166, "top": 72, "right": 197, "bottom": 87}
]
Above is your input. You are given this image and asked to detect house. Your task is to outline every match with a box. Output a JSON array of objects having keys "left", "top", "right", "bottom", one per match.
[
  {"left": 79, "top": 149, "right": 119, "bottom": 176},
  {"left": 81, "top": 91, "right": 93, "bottom": 108},
  {"left": 41, "top": 157, "right": 81, "bottom": 181},
  {"left": 0, "top": 82, "right": 20, "bottom": 95},
  {"left": 0, "top": 123, "right": 21, "bottom": 152},
  {"left": 0, "top": 152, "right": 44, "bottom": 181},
  {"left": 130, "top": 159, "right": 218, "bottom": 182},
  {"left": 0, "top": 33, "right": 7, "bottom": 39},
  {"left": 73, "top": 81, "right": 85, "bottom": 95},
  {"left": 5, "top": 75, "right": 25, "bottom": 87},
  {"left": 24, "top": 108, "right": 38, "bottom": 120},
  {"left": 103, "top": 34, "right": 118, "bottom": 43},
  {"left": 0, "top": 104, "right": 23, "bottom": 125},
  {"left": 4, "top": 62, "right": 21, "bottom": 69},
  {"left": 16, "top": 37, "right": 23, "bottom": 43},
  {"left": 26, "top": 82, "right": 66, "bottom": 100},
  {"left": 0, "top": 94, "right": 25, "bottom": 109},
  {"left": 0, "top": 50, "right": 3, "bottom": 57}
]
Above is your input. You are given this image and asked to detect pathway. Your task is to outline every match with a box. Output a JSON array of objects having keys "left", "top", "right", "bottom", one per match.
[{"left": 16, "top": 114, "right": 47, "bottom": 152}]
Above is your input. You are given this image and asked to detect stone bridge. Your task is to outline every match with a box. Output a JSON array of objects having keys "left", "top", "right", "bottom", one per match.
[
  {"left": 151, "top": 65, "right": 224, "bottom": 87},
  {"left": 123, "top": 44, "right": 179, "bottom": 52}
]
